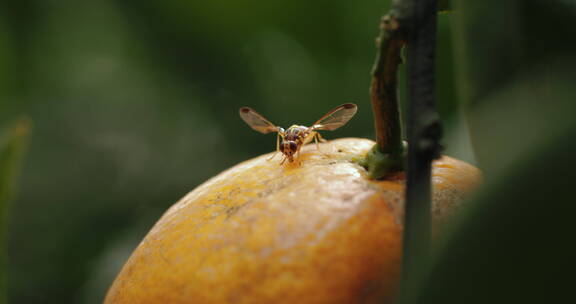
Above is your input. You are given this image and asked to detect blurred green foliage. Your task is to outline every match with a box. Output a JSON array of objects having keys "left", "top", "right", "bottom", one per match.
[
  {"left": 412, "top": 0, "right": 576, "bottom": 303},
  {"left": 4, "top": 0, "right": 574, "bottom": 303},
  {"left": 0, "top": 118, "right": 30, "bottom": 304}
]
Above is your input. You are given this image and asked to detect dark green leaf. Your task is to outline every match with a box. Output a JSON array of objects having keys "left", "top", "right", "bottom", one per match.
[{"left": 0, "top": 118, "right": 31, "bottom": 304}]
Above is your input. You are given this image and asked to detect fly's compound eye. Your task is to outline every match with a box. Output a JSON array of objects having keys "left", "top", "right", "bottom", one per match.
[
  {"left": 279, "top": 143, "right": 285, "bottom": 153},
  {"left": 289, "top": 142, "right": 298, "bottom": 152}
]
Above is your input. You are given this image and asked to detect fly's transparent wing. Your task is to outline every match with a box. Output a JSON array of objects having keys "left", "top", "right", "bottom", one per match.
[
  {"left": 239, "top": 107, "right": 279, "bottom": 134},
  {"left": 312, "top": 103, "right": 357, "bottom": 131}
]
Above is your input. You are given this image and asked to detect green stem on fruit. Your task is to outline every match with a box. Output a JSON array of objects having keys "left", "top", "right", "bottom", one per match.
[
  {"left": 360, "top": 0, "right": 443, "bottom": 302},
  {"left": 360, "top": 8, "right": 407, "bottom": 179}
]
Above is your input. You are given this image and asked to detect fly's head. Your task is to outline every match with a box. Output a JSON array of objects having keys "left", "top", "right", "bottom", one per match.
[
  {"left": 279, "top": 125, "right": 307, "bottom": 163},
  {"left": 279, "top": 139, "right": 298, "bottom": 162}
]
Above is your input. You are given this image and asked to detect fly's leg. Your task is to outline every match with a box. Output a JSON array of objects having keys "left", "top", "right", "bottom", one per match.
[
  {"left": 315, "top": 133, "right": 329, "bottom": 156},
  {"left": 267, "top": 152, "right": 278, "bottom": 161},
  {"left": 267, "top": 133, "right": 281, "bottom": 161},
  {"left": 294, "top": 145, "right": 303, "bottom": 164}
]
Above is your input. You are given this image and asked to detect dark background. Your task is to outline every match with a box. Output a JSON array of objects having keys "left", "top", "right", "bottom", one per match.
[{"left": 1, "top": 0, "right": 574, "bottom": 303}]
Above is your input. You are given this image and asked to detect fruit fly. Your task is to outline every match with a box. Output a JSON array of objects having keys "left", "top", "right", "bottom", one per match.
[{"left": 239, "top": 103, "right": 357, "bottom": 164}]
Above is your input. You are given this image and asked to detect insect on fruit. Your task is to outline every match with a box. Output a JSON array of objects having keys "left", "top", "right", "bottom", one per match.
[{"left": 239, "top": 103, "right": 358, "bottom": 164}]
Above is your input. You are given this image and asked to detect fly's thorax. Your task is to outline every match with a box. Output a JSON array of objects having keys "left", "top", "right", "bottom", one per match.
[{"left": 284, "top": 125, "right": 309, "bottom": 142}]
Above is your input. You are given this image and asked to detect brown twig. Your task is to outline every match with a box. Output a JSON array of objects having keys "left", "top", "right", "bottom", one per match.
[
  {"left": 361, "top": 8, "right": 407, "bottom": 179},
  {"left": 364, "top": 0, "right": 443, "bottom": 301},
  {"left": 370, "top": 15, "right": 405, "bottom": 157}
]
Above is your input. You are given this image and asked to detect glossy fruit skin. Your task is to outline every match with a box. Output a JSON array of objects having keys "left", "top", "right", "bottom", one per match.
[{"left": 105, "top": 138, "right": 480, "bottom": 304}]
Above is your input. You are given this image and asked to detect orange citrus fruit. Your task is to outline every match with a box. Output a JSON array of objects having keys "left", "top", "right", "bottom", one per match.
[{"left": 105, "top": 138, "right": 480, "bottom": 304}]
